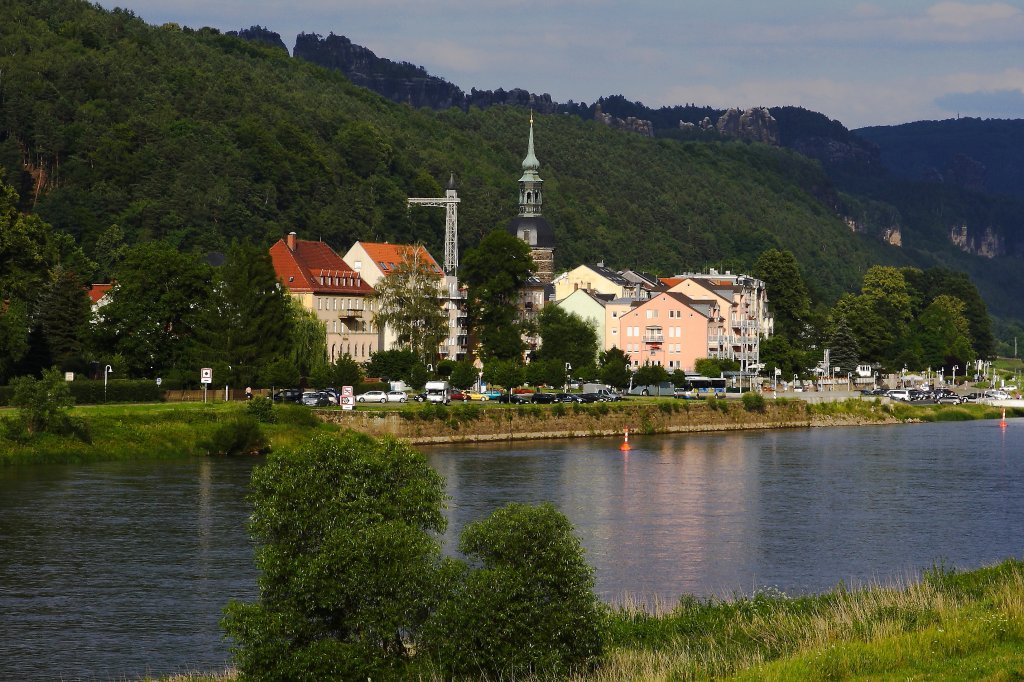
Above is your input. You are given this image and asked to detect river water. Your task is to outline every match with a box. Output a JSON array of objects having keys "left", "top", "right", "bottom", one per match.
[{"left": 1, "top": 420, "right": 1021, "bottom": 680}]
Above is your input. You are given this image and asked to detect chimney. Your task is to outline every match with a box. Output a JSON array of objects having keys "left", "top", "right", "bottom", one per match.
[{"left": 286, "top": 231, "right": 297, "bottom": 251}]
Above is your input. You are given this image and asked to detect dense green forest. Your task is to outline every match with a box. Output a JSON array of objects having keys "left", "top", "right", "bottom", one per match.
[
  {"left": 2, "top": 0, "right": 895, "bottom": 299},
  {"left": 0, "top": 0, "right": 1021, "bottom": 328}
]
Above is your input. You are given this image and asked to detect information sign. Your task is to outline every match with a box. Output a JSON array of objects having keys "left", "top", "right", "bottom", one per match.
[
  {"left": 341, "top": 385, "right": 354, "bottom": 411},
  {"left": 201, "top": 367, "right": 213, "bottom": 384}
]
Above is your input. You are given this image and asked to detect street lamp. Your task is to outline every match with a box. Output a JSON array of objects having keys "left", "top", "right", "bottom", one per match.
[
  {"left": 952, "top": 365, "right": 959, "bottom": 385},
  {"left": 902, "top": 365, "right": 907, "bottom": 388},
  {"left": 103, "top": 364, "right": 113, "bottom": 403}
]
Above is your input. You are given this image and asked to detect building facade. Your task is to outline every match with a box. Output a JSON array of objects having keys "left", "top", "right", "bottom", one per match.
[
  {"left": 342, "top": 241, "right": 468, "bottom": 361},
  {"left": 270, "top": 232, "right": 378, "bottom": 363},
  {"left": 618, "top": 292, "right": 713, "bottom": 371}
]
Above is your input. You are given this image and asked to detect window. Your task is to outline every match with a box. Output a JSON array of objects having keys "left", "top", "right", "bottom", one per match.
[
  {"left": 379, "top": 261, "right": 388, "bottom": 270},
  {"left": 317, "top": 297, "right": 321, "bottom": 310}
]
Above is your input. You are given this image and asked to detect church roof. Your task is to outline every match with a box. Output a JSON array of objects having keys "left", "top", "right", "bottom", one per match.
[{"left": 507, "top": 215, "right": 556, "bottom": 249}]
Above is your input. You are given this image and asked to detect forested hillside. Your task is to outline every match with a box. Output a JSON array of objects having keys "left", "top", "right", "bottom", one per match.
[{"left": 1, "top": 0, "right": 1020, "bottom": 324}]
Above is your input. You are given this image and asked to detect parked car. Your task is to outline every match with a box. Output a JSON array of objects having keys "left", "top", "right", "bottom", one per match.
[
  {"left": 907, "top": 389, "right": 928, "bottom": 402},
  {"left": 411, "top": 392, "right": 428, "bottom": 402},
  {"left": 531, "top": 392, "right": 557, "bottom": 404},
  {"left": 483, "top": 389, "right": 504, "bottom": 400},
  {"left": 386, "top": 390, "right": 409, "bottom": 403},
  {"left": 985, "top": 389, "right": 1011, "bottom": 400},
  {"left": 464, "top": 391, "right": 490, "bottom": 401},
  {"left": 450, "top": 391, "right": 468, "bottom": 401},
  {"left": 673, "top": 387, "right": 698, "bottom": 399},
  {"left": 554, "top": 393, "right": 582, "bottom": 403},
  {"left": 963, "top": 392, "right": 982, "bottom": 403},
  {"left": 272, "top": 388, "right": 303, "bottom": 403},
  {"left": 886, "top": 389, "right": 911, "bottom": 401},
  {"left": 495, "top": 392, "right": 529, "bottom": 404},
  {"left": 356, "top": 390, "right": 388, "bottom": 403},
  {"left": 300, "top": 391, "right": 330, "bottom": 407},
  {"left": 937, "top": 393, "right": 963, "bottom": 405}
]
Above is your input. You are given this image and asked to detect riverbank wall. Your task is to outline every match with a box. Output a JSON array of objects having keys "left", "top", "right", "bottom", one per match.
[{"left": 315, "top": 400, "right": 897, "bottom": 444}]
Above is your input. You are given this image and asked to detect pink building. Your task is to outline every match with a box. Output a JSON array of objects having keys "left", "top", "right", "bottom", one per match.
[{"left": 618, "top": 292, "right": 716, "bottom": 371}]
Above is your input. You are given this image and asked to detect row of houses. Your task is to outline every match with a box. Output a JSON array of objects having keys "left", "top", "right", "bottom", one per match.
[
  {"left": 87, "top": 115, "right": 773, "bottom": 374},
  {"left": 265, "top": 230, "right": 771, "bottom": 373},
  {"left": 553, "top": 264, "right": 771, "bottom": 371}
]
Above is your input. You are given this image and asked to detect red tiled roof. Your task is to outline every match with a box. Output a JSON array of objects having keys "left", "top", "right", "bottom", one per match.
[
  {"left": 659, "top": 277, "right": 684, "bottom": 288},
  {"left": 357, "top": 242, "right": 443, "bottom": 276},
  {"left": 270, "top": 238, "right": 373, "bottom": 294},
  {"left": 86, "top": 283, "right": 113, "bottom": 304}
]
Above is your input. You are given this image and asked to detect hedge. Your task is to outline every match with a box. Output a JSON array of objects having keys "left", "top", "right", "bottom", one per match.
[{"left": 0, "top": 379, "right": 164, "bottom": 406}]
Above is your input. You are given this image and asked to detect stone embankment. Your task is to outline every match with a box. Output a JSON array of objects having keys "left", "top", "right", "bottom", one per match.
[{"left": 315, "top": 400, "right": 897, "bottom": 445}]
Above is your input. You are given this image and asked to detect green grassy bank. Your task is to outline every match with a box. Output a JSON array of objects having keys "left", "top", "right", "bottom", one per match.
[
  {"left": 152, "top": 559, "right": 1024, "bottom": 681},
  {"left": 3, "top": 397, "right": 1021, "bottom": 467},
  {"left": 0, "top": 402, "right": 329, "bottom": 466}
]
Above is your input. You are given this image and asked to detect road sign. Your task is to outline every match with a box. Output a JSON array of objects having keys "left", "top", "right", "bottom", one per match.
[
  {"left": 156, "top": 377, "right": 162, "bottom": 386},
  {"left": 341, "top": 385, "right": 354, "bottom": 410},
  {"left": 201, "top": 367, "right": 212, "bottom": 384}
]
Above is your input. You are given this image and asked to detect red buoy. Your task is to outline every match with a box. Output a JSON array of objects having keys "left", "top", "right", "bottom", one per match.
[
  {"left": 1001, "top": 408, "right": 1008, "bottom": 430},
  {"left": 619, "top": 427, "right": 632, "bottom": 451}
]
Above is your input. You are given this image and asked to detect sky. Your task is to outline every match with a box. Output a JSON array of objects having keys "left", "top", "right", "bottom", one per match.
[{"left": 99, "top": 1, "right": 1023, "bottom": 129}]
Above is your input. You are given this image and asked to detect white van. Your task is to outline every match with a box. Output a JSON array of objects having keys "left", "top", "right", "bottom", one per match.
[{"left": 425, "top": 380, "right": 451, "bottom": 405}]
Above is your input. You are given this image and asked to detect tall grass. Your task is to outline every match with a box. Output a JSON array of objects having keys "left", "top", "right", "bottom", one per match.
[{"left": 590, "top": 559, "right": 1024, "bottom": 681}]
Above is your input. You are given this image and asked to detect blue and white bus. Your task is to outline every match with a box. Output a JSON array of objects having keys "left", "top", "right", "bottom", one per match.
[{"left": 678, "top": 376, "right": 727, "bottom": 396}]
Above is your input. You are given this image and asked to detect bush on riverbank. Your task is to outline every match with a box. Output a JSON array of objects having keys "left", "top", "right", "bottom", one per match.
[{"left": 224, "top": 433, "right": 604, "bottom": 680}]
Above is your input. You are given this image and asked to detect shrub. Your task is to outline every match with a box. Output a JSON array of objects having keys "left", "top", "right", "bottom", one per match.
[
  {"left": 245, "top": 396, "right": 277, "bottom": 423},
  {"left": 423, "top": 503, "right": 604, "bottom": 679},
  {"left": 275, "top": 403, "right": 320, "bottom": 428},
  {"left": 200, "top": 417, "right": 267, "bottom": 456},
  {"left": 8, "top": 369, "right": 76, "bottom": 436},
  {"left": 658, "top": 401, "right": 676, "bottom": 415},
  {"left": 741, "top": 391, "right": 767, "bottom": 412},
  {"left": 552, "top": 403, "right": 566, "bottom": 417},
  {"left": 222, "top": 433, "right": 447, "bottom": 680}
]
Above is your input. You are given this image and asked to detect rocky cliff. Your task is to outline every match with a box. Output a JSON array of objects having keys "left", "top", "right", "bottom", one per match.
[
  {"left": 226, "top": 25, "right": 288, "bottom": 53},
  {"left": 950, "top": 224, "right": 1005, "bottom": 258},
  {"left": 293, "top": 33, "right": 466, "bottom": 109},
  {"left": 680, "top": 107, "right": 780, "bottom": 145}
]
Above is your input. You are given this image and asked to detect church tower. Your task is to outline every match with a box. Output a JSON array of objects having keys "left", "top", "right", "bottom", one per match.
[{"left": 507, "top": 113, "right": 555, "bottom": 283}]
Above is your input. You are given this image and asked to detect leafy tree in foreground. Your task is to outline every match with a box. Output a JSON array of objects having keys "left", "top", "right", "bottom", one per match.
[
  {"left": 0, "top": 299, "right": 30, "bottom": 384},
  {"left": 422, "top": 502, "right": 604, "bottom": 679},
  {"left": 365, "top": 349, "right": 418, "bottom": 383},
  {"left": 223, "top": 432, "right": 447, "bottom": 680}
]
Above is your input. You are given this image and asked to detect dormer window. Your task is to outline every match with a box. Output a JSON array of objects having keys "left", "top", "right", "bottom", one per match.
[{"left": 379, "top": 261, "right": 388, "bottom": 270}]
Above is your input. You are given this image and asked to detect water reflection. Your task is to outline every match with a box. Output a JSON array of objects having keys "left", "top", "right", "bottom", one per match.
[
  {"left": 1, "top": 420, "right": 1021, "bottom": 680},
  {"left": 426, "top": 420, "right": 1024, "bottom": 601}
]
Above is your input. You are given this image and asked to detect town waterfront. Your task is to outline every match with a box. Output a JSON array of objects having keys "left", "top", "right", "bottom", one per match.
[{"left": 0, "top": 419, "right": 1021, "bottom": 680}]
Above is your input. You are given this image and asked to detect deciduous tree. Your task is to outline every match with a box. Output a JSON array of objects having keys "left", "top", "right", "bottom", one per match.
[
  {"left": 461, "top": 230, "right": 534, "bottom": 362},
  {"left": 369, "top": 246, "right": 448, "bottom": 366}
]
